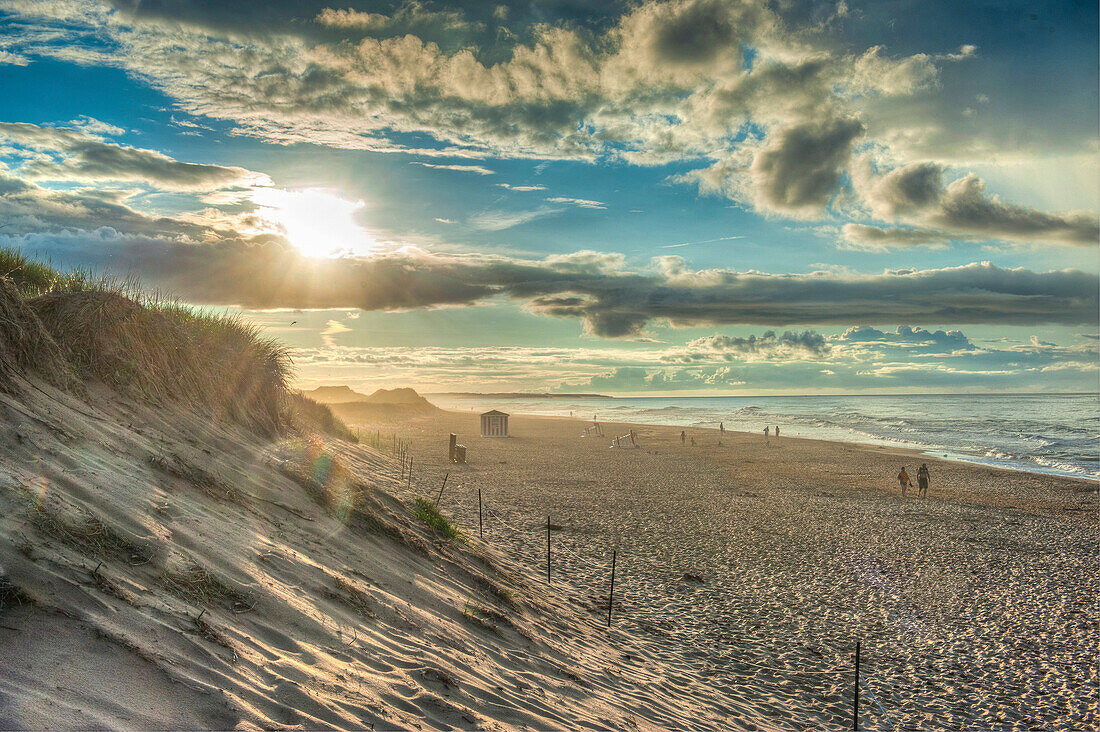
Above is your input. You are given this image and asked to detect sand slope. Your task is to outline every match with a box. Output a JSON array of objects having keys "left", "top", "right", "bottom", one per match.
[{"left": 0, "top": 381, "right": 739, "bottom": 730}]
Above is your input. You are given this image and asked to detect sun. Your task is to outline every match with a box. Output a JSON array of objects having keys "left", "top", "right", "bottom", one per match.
[{"left": 252, "top": 187, "right": 376, "bottom": 258}]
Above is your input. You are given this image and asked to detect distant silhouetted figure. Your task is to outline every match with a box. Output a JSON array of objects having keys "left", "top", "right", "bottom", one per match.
[
  {"left": 917, "top": 464, "right": 930, "bottom": 497},
  {"left": 764, "top": 426, "right": 770, "bottom": 440},
  {"left": 774, "top": 426, "right": 780, "bottom": 438},
  {"left": 681, "top": 430, "right": 686, "bottom": 444},
  {"left": 898, "top": 466, "right": 912, "bottom": 497},
  {"left": 720, "top": 422, "right": 725, "bottom": 433}
]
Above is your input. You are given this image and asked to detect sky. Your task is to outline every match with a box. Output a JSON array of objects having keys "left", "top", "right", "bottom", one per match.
[{"left": 0, "top": 0, "right": 1097, "bottom": 395}]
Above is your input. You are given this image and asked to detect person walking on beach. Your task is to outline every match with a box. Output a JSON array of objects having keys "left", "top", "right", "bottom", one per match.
[
  {"left": 774, "top": 425, "right": 780, "bottom": 439},
  {"left": 898, "top": 466, "right": 912, "bottom": 497},
  {"left": 764, "top": 426, "right": 770, "bottom": 440},
  {"left": 681, "top": 430, "right": 686, "bottom": 444},
  {"left": 720, "top": 422, "right": 725, "bottom": 433},
  {"left": 917, "top": 463, "right": 930, "bottom": 497}
]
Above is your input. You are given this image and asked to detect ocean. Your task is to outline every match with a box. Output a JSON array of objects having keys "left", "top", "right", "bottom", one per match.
[{"left": 431, "top": 392, "right": 1100, "bottom": 480}]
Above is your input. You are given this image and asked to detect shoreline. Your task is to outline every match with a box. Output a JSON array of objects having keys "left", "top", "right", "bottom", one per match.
[
  {"left": 436, "top": 404, "right": 1100, "bottom": 485},
  {"left": 434, "top": 401, "right": 1100, "bottom": 483}
]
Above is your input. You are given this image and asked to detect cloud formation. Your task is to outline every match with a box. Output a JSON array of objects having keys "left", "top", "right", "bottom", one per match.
[
  {"left": 749, "top": 116, "right": 865, "bottom": 216},
  {"left": 5, "top": 0, "right": 1071, "bottom": 228},
  {"left": 0, "top": 121, "right": 267, "bottom": 190},
  {"left": 837, "top": 325, "right": 972, "bottom": 351},
  {"left": 412, "top": 162, "right": 495, "bottom": 175},
  {"left": 667, "top": 331, "right": 831, "bottom": 362},
  {"left": 6, "top": 213, "right": 1095, "bottom": 337},
  {"left": 850, "top": 162, "right": 1099, "bottom": 247}
]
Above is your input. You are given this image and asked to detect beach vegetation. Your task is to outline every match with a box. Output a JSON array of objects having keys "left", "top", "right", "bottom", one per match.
[
  {"left": 0, "top": 247, "right": 354, "bottom": 439},
  {"left": 159, "top": 562, "right": 253, "bottom": 612},
  {"left": 31, "top": 506, "right": 149, "bottom": 563},
  {"left": 413, "top": 497, "right": 463, "bottom": 541},
  {"left": 322, "top": 576, "right": 376, "bottom": 619}
]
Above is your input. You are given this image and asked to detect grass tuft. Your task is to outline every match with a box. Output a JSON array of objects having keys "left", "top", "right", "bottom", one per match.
[
  {"left": 0, "top": 247, "right": 64, "bottom": 296},
  {"left": 159, "top": 563, "right": 252, "bottom": 611},
  {"left": 0, "top": 276, "right": 73, "bottom": 392},
  {"left": 31, "top": 507, "right": 149, "bottom": 563},
  {"left": 414, "top": 498, "right": 463, "bottom": 541}
]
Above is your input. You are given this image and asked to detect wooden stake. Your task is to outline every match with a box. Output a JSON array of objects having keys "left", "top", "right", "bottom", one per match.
[
  {"left": 478, "top": 488, "right": 483, "bottom": 539},
  {"left": 546, "top": 515, "right": 551, "bottom": 585},
  {"left": 436, "top": 472, "right": 449, "bottom": 505},
  {"left": 607, "top": 549, "right": 617, "bottom": 627},
  {"left": 853, "top": 640, "right": 860, "bottom": 731}
]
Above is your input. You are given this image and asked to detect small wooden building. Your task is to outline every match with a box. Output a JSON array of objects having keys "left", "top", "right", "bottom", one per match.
[{"left": 480, "top": 410, "right": 509, "bottom": 438}]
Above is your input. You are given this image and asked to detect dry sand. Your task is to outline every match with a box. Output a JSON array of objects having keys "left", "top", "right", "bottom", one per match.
[
  {"left": 0, "top": 382, "right": 743, "bottom": 730},
  {"left": 346, "top": 408, "right": 1099, "bottom": 730},
  {"left": 2, "top": 376, "right": 1096, "bottom": 730}
]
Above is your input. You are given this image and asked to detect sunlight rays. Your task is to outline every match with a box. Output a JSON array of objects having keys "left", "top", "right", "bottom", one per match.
[{"left": 252, "top": 188, "right": 377, "bottom": 258}]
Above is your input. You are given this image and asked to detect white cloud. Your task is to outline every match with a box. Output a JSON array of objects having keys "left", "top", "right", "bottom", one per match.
[
  {"left": 412, "top": 162, "right": 495, "bottom": 175},
  {"left": 0, "top": 121, "right": 269, "bottom": 190},
  {"left": 497, "top": 183, "right": 547, "bottom": 191},
  {"left": 546, "top": 196, "right": 606, "bottom": 210},
  {"left": 467, "top": 207, "right": 565, "bottom": 231}
]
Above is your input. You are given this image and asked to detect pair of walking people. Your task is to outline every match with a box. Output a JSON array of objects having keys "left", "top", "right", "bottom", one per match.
[{"left": 897, "top": 464, "right": 930, "bottom": 497}]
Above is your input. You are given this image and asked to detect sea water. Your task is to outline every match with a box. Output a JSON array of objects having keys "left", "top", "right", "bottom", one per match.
[{"left": 432, "top": 392, "right": 1100, "bottom": 479}]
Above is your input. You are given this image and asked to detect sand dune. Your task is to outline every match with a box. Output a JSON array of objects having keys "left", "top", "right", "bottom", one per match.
[{"left": 0, "top": 387, "right": 736, "bottom": 728}]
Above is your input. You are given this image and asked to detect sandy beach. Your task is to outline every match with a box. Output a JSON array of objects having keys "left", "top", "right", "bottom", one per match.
[{"left": 341, "top": 407, "right": 1099, "bottom": 729}]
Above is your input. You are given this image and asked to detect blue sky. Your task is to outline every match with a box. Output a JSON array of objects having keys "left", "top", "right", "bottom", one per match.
[{"left": 0, "top": 0, "right": 1097, "bottom": 394}]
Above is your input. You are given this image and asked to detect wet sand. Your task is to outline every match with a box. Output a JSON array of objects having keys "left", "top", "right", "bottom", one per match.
[{"left": 354, "top": 409, "right": 1099, "bottom": 729}]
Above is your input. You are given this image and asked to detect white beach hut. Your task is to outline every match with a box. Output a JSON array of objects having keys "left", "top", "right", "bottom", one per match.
[{"left": 480, "top": 410, "right": 509, "bottom": 438}]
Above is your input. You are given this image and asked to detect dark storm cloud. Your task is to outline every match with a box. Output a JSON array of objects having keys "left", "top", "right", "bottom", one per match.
[{"left": 648, "top": 0, "right": 743, "bottom": 64}]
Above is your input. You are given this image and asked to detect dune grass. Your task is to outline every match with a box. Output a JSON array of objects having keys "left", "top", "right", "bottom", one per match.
[
  {"left": 414, "top": 498, "right": 463, "bottom": 541},
  {"left": 0, "top": 246, "right": 352, "bottom": 438}
]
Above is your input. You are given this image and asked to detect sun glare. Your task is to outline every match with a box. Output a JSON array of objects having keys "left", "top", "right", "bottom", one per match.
[{"left": 252, "top": 187, "right": 376, "bottom": 258}]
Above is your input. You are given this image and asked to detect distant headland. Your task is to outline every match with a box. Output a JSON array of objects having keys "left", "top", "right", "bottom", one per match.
[{"left": 427, "top": 392, "right": 613, "bottom": 399}]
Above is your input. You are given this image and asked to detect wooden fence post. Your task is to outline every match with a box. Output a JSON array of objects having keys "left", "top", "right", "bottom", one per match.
[
  {"left": 436, "top": 472, "right": 449, "bottom": 505},
  {"left": 607, "top": 549, "right": 617, "bottom": 627},
  {"left": 853, "top": 640, "right": 861, "bottom": 731}
]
